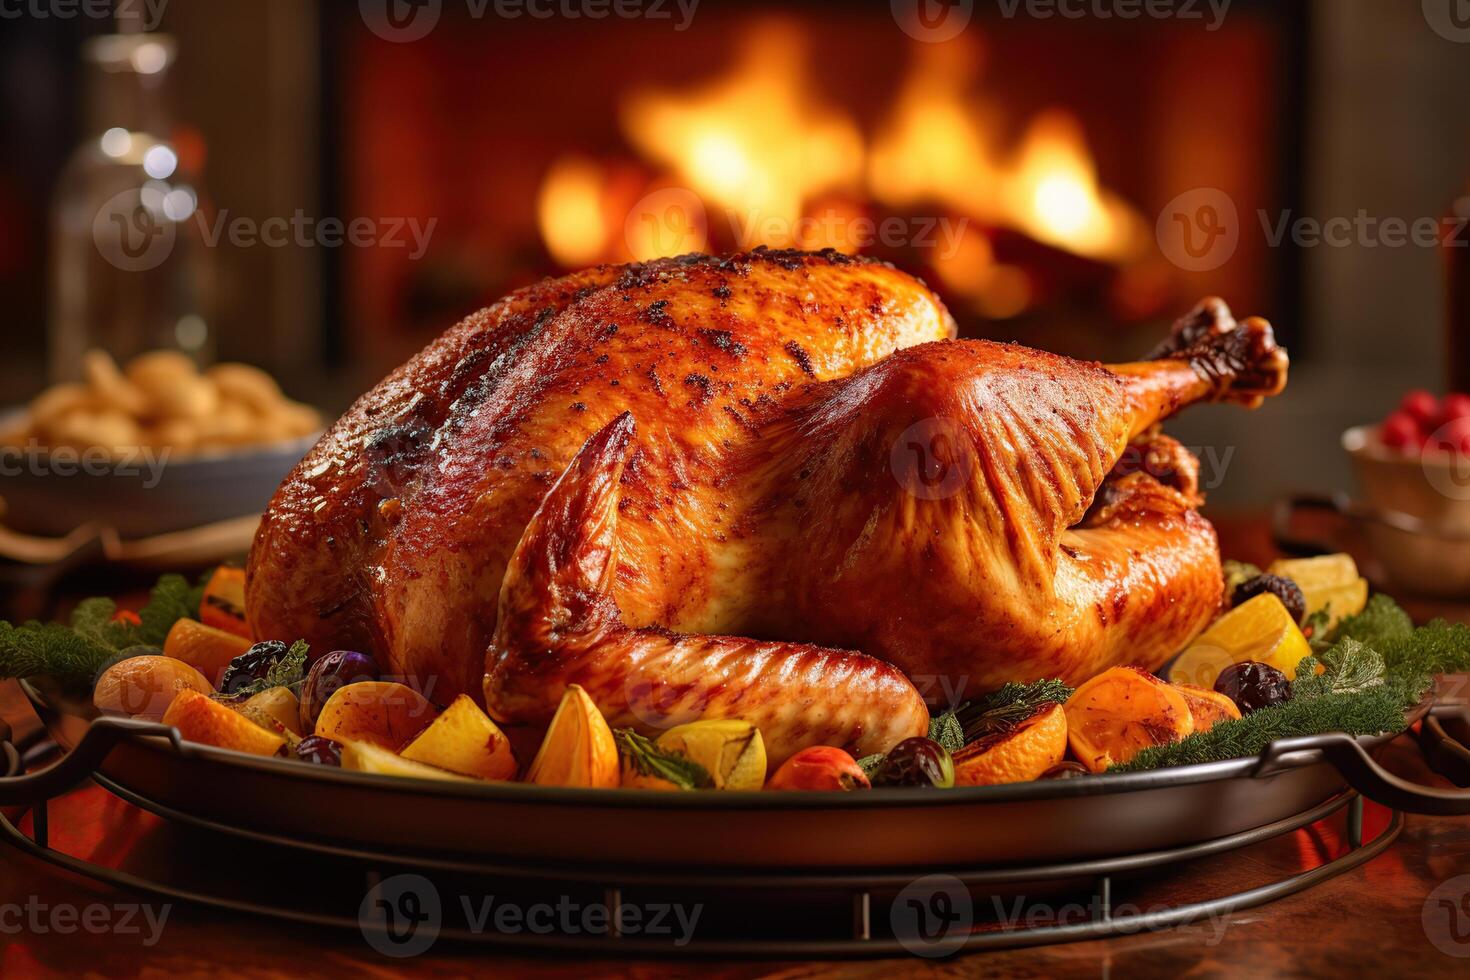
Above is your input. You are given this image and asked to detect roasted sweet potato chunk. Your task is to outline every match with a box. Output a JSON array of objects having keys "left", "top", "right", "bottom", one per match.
[{"left": 952, "top": 702, "right": 1068, "bottom": 786}]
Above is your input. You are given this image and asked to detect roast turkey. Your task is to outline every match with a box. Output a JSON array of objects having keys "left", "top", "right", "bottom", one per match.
[{"left": 247, "top": 248, "right": 1288, "bottom": 764}]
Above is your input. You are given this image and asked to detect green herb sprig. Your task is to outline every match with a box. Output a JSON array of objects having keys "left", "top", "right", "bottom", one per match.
[
  {"left": 959, "top": 679, "right": 1073, "bottom": 744},
  {"left": 614, "top": 729, "right": 712, "bottom": 790},
  {"left": 221, "top": 640, "right": 311, "bottom": 700},
  {"left": 0, "top": 572, "right": 210, "bottom": 688}
]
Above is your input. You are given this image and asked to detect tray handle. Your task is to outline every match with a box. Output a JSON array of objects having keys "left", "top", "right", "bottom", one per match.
[
  {"left": 0, "top": 716, "right": 178, "bottom": 806},
  {"left": 1253, "top": 705, "right": 1470, "bottom": 815}
]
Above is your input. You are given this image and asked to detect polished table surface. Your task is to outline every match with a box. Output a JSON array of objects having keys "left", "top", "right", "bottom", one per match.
[{"left": 2, "top": 513, "right": 1470, "bottom": 976}]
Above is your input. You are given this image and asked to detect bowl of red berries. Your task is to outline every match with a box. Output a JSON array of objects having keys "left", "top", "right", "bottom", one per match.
[{"left": 1343, "top": 389, "right": 1470, "bottom": 596}]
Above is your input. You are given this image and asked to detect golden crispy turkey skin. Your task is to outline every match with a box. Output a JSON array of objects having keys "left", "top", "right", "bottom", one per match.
[{"left": 246, "top": 249, "right": 1286, "bottom": 764}]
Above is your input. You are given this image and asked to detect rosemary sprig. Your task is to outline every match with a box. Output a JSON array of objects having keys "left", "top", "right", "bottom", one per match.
[
  {"left": 957, "top": 679, "right": 1073, "bottom": 744},
  {"left": 614, "top": 729, "right": 712, "bottom": 790}
]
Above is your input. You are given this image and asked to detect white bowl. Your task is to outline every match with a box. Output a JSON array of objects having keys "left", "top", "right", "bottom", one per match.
[{"left": 0, "top": 423, "right": 318, "bottom": 540}]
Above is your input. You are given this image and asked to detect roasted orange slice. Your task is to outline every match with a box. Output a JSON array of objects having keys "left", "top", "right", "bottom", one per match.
[
  {"left": 1172, "top": 682, "right": 1241, "bottom": 733},
  {"left": 1064, "top": 666, "right": 1194, "bottom": 773}
]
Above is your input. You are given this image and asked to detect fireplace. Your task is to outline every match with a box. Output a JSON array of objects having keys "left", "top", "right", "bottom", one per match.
[{"left": 324, "top": 1, "right": 1305, "bottom": 372}]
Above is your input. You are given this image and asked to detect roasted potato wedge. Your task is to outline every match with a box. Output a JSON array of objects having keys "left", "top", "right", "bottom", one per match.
[
  {"left": 340, "top": 740, "right": 475, "bottom": 781},
  {"left": 237, "top": 686, "right": 305, "bottom": 737},
  {"left": 400, "top": 694, "right": 518, "bottom": 780},
  {"left": 162, "top": 689, "right": 286, "bottom": 757},
  {"left": 313, "top": 681, "right": 440, "bottom": 752},
  {"left": 525, "top": 684, "right": 618, "bottom": 788}
]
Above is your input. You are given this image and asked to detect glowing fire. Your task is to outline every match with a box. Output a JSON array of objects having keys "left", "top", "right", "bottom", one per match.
[
  {"left": 537, "top": 157, "right": 608, "bottom": 267},
  {"left": 535, "top": 23, "right": 1147, "bottom": 316},
  {"left": 619, "top": 19, "right": 863, "bottom": 246},
  {"left": 1004, "top": 111, "right": 1145, "bottom": 261},
  {"left": 868, "top": 39, "right": 1145, "bottom": 264}
]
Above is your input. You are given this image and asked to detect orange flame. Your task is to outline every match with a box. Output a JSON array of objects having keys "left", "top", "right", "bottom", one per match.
[
  {"left": 619, "top": 19, "right": 863, "bottom": 247},
  {"left": 537, "top": 23, "right": 1146, "bottom": 292},
  {"left": 869, "top": 39, "right": 1145, "bottom": 264}
]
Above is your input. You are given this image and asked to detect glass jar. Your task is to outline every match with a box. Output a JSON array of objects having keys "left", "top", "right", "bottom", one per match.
[{"left": 47, "top": 32, "right": 213, "bottom": 383}]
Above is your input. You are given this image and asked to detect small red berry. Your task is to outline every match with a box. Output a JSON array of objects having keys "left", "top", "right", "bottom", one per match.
[
  {"left": 111, "top": 609, "right": 142, "bottom": 626},
  {"left": 1436, "top": 416, "right": 1470, "bottom": 456},
  {"left": 1400, "top": 389, "right": 1440, "bottom": 428},
  {"left": 1380, "top": 412, "right": 1421, "bottom": 452},
  {"left": 1440, "top": 393, "right": 1470, "bottom": 426}
]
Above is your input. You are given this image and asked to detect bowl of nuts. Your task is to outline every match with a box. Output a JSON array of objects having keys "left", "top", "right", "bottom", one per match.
[{"left": 0, "top": 349, "right": 322, "bottom": 540}]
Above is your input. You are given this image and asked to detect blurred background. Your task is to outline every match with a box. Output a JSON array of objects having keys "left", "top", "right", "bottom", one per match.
[{"left": 1, "top": 0, "right": 1468, "bottom": 513}]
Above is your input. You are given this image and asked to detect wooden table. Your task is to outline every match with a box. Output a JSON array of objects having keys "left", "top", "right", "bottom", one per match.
[{"left": 3, "top": 513, "right": 1470, "bottom": 976}]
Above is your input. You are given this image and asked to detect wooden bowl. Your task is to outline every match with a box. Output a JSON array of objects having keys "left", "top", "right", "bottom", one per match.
[{"left": 1343, "top": 424, "right": 1470, "bottom": 596}]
